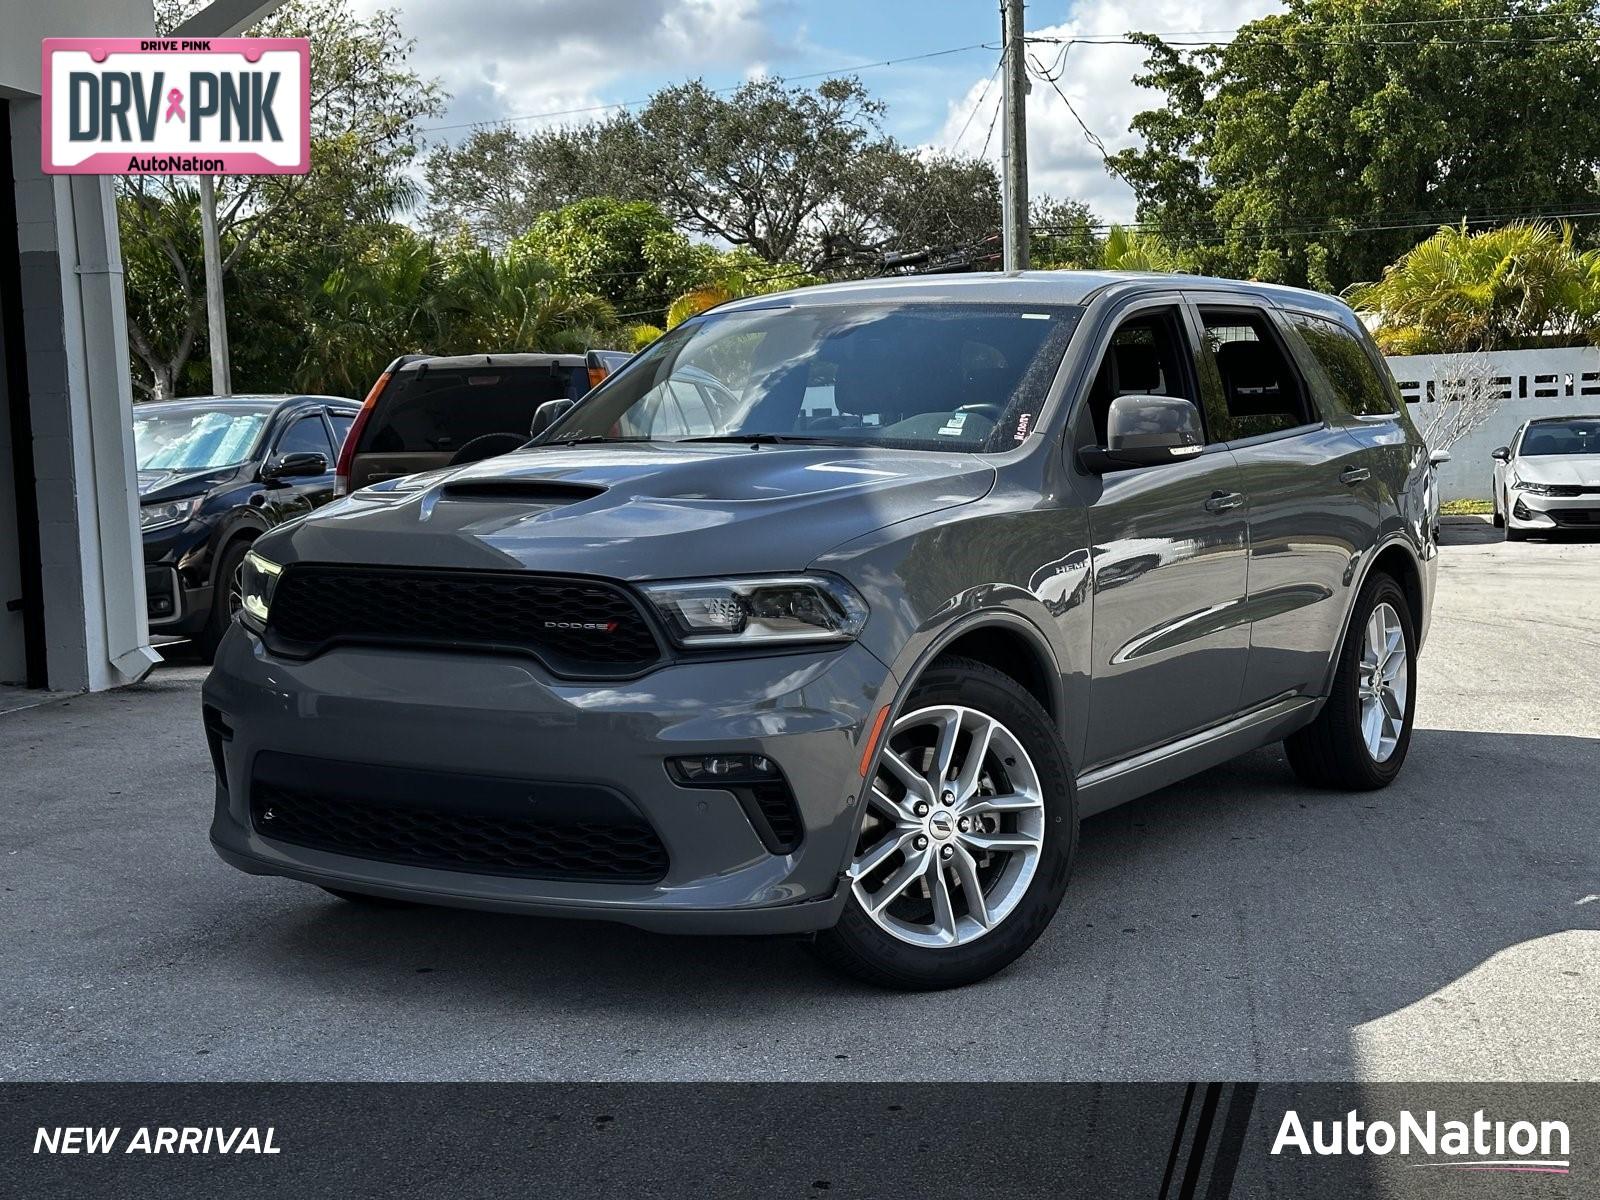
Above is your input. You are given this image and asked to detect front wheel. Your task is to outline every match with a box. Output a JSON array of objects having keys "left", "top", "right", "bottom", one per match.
[
  {"left": 811, "top": 657, "right": 1076, "bottom": 990},
  {"left": 194, "top": 539, "right": 252, "bottom": 663},
  {"left": 1285, "top": 573, "right": 1417, "bottom": 790}
]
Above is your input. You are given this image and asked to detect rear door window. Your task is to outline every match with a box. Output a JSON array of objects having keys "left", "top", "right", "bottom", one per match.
[
  {"left": 1285, "top": 312, "right": 1400, "bottom": 418},
  {"left": 359, "top": 366, "right": 580, "bottom": 454},
  {"left": 1196, "top": 308, "right": 1318, "bottom": 441}
]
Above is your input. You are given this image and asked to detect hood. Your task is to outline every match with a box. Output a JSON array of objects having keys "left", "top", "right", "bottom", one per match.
[
  {"left": 1515, "top": 454, "right": 1600, "bottom": 487},
  {"left": 274, "top": 442, "right": 996, "bottom": 578},
  {"left": 137, "top": 466, "right": 238, "bottom": 500}
]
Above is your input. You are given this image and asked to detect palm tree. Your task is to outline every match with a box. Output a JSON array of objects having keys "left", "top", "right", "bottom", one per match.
[
  {"left": 295, "top": 229, "right": 444, "bottom": 394},
  {"left": 1347, "top": 221, "right": 1600, "bottom": 354},
  {"left": 1098, "top": 225, "right": 1186, "bottom": 273}
]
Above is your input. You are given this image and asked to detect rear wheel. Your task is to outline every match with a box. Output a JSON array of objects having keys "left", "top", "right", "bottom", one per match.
[
  {"left": 812, "top": 657, "right": 1076, "bottom": 990},
  {"left": 1285, "top": 573, "right": 1416, "bottom": 790}
]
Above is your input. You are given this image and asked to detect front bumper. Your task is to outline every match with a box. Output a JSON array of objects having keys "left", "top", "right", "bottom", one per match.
[
  {"left": 1508, "top": 490, "right": 1600, "bottom": 532},
  {"left": 202, "top": 627, "right": 896, "bottom": 934},
  {"left": 143, "top": 522, "right": 215, "bottom": 635}
]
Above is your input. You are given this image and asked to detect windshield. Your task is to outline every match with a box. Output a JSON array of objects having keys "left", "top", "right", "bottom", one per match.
[
  {"left": 134, "top": 406, "right": 271, "bottom": 471},
  {"left": 1520, "top": 419, "right": 1600, "bottom": 456},
  {"left": 547, "top": 301, "right": 1082, "bottom": 453}
]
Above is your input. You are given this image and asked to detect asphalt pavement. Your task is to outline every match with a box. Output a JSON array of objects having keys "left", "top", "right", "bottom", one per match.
[{"left": 4, "top": 520, "right": 1597, "bottom": 1082}]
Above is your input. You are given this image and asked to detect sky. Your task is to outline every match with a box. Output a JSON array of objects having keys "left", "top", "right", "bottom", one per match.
[{"left": 350, "top": 0, "right": 1282, "bottom": 222}]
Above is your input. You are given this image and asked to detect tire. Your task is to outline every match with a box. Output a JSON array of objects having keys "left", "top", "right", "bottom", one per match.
[
  {"left": 1284, "top": 572, "right": 1417, "bottom": 790},
  {"left": 1505, "top": 523, "right": 1528, "bottom": 542},
  {"left": 811, "top": 656, "right": 1077, "bottom": 990},
  {"left": 1492, "top": 496, "right": 1504, "bottom": 528},
  {"left": 320, "top": 886, "right": 418, "bottom": 908},
  {"left": 194, "top": 538, "right": 252, "bottom": 663}
]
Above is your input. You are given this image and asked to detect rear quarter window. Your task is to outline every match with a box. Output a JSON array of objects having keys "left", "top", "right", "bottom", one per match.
[
  {"left": 1287, "top": 312, "right": 1400, "bottom": 418},
  {"left": 359, "top": 366, "right": 582, "bottom": 454}
]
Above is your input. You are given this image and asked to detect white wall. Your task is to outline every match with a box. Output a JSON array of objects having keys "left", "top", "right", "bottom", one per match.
[{"left": 1388, "top": 347, "right": 1600, "bottom": 501}]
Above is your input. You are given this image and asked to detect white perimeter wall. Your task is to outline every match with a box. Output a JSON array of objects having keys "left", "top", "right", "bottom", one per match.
[{"left": 1388, "top": 347, "right": 1600, "bottom": 501}]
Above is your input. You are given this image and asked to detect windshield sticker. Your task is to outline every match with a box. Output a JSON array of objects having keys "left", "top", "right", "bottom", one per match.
[
  {"left": 1014, "top": 413, "right": 1033, "bottom": 442},
  {"left": 939, "top": 412, "right": 969, "bottom": 437}
]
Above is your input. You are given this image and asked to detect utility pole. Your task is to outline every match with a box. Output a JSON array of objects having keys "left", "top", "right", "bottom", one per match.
[
  {"left": 197, "top": 175, "right": 231, "bottom": 396},
  {"left": 1000, "top": 0, "right": 1030, "bottom": 271}
]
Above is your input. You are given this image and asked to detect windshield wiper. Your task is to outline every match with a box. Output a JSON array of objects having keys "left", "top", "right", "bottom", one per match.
[
  {"left": 678, "top": 433, "right": 845, "bottom": 445},
  {"left": 545, "top": 435, "right": 651, "bottom": 446}
]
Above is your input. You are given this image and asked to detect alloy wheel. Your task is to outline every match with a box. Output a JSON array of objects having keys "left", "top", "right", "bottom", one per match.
[
  {"left": 850, "top": 704, "right": 1045, "bottom": 948},
  {"left": 227, "top": 562, "right": 245, "bottom": 619},
  {"left": 1357, "top": 601, "right": 1408, "bottom": 762}
]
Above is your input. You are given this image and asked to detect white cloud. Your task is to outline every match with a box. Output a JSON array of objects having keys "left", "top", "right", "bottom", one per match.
[
  {"left": 354, "top": 0, "right": 800, "bottom": 134},
  {"left": 934, "top": 0, "right": 1282, "bottom": 222}
]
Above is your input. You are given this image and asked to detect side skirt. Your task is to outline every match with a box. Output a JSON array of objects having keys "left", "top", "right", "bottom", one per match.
[{"left": 1075, "top": 695, "right": 1321, "bottom": 818}]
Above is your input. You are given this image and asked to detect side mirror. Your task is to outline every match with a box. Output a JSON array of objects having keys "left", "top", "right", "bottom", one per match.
[
  {"left": 1081, "top": 395, "right": 1206, "bottom": 473},
  {"left": 529, "top": 398, "right": 575, "bottom": 439},
  {"left": 1491, "top": 446, "right": 1510, "bottom": 462},
  {"left": 263, "top": 451, "right": 328, "bottom": 480}
]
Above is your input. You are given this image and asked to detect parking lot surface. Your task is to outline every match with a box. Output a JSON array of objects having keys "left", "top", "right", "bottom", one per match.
[{"left": 4, "top": 522, "right": 1597, "bottom": 1082}]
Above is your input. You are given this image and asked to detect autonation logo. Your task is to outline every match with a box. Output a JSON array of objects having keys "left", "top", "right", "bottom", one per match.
[{"left": 1272, "top": 1108, "right": 1571, "bottom": 1175}]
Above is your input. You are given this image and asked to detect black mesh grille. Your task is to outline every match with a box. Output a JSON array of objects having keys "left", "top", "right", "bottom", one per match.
[
  {"left": 250, "top": 753, "right": 668, "bottom": 883},
  {"left": 264, "top": 565, "right": 661, "bottom": 676},
  {"left": 1551, "top": 509, "right": 1600, "bottom": 527}
]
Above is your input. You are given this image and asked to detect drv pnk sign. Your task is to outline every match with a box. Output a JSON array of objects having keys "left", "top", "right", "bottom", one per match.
[{"left": 42, "top": 38, "right": 309, "bottom": 175}]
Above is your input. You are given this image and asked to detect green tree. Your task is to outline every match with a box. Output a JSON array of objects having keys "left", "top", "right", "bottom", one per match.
[
  {"left": 421, "top": 118, "right": 648, "bottom": 246},
  {"left": 294, "top": 227, "right": 447, "bottom": 394},
  {"left": 514, "top": 198, "right": 708, "bottom": 324},
  {"left": 1109, "top": 0, "right": 1600, "bottom": 290},
  {"left": 1031, "top": 197, "right": 1103, "bottom": 269},
  {"left": 421, "top": 77, "right": 1004, "bottom": 273},
  {"left": 1347, "top": 221, "right": 1600, "bottom": 353}
]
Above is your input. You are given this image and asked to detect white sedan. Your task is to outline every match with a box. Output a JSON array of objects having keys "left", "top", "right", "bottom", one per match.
[{"left": 1492, "top": 416, "right": 1600, "bottom": 540}]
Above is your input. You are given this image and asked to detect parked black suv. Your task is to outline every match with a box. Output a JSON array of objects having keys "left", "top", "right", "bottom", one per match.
[{"left": 136, "top": 393, "right": 359, "bottom": 659}]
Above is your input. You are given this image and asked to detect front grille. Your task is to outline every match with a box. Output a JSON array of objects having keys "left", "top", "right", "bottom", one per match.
[
  {"left": 1550, "top": 508, "right": 1600, "bottom": 527},
  {"left": 264, "top": 564, "right": 662, "bottom": 677},
  {"left": 250, "top": 752, "right": 668, "bottom": 883}
]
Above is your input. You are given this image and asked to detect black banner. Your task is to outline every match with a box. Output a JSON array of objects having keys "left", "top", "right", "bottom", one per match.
[{"left": 2, "top": 1083, "right": 1593, "bottom": 1198}]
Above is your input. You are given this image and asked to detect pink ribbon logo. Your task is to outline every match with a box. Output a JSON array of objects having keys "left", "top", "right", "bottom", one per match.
[{"left": 164, "top": 88, "right": 185, "bottom": 123}]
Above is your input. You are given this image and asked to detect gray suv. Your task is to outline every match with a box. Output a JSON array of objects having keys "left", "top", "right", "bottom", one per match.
[{"left": 203, "top": 272, "right": 1437, "bottom": 989}]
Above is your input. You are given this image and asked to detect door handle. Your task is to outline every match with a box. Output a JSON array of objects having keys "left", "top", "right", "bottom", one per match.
[
  {"left": 1340, "top": 466, "right": 1371, "bottom": 485},
  {"left": 1204, "top": 490, "right": 1245, "bottom": 513}
]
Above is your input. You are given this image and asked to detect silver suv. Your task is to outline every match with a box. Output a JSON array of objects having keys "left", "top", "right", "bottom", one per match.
[{"left": 203, "top": 272, "right": 1437, "bottom": 989}]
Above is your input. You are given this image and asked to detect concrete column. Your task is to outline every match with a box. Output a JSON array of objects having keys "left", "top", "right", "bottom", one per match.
[{"left": 10, "top": 100, "right": 158, "bottom": 691}]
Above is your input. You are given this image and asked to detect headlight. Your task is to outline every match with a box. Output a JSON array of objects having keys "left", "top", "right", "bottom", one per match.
[
  {"left": 237, "top": 550, "right": 283, "bottom": 630},
  {"left": 1512, "top": 478, "right": 1577, "bottom": 496},
  {"left": 139, "top": 496, "right": 202, "bottom": 531},
  {"left": 640, "top": 575, "right": 868, "bottom": 648}
]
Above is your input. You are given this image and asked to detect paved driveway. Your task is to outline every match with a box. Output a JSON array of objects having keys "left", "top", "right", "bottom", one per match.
[{"left": 4, "top": 523, "right": 1597, "bottom": 1082}]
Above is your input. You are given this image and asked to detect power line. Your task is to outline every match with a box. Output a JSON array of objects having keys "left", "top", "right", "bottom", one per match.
[
  {"left": 420, "top": 41, "right": 997, "bottom": 134},
  {"left": 951, "top": 56, "right": 1004, "bottom": 153},
  {"left": 1032, "top": 206, "right": 1600, "bottom": 242}
]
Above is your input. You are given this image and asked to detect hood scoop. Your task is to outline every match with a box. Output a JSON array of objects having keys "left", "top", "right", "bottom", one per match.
[{"left": 438, "top": 480, "right": 606, "bottom": 504}]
